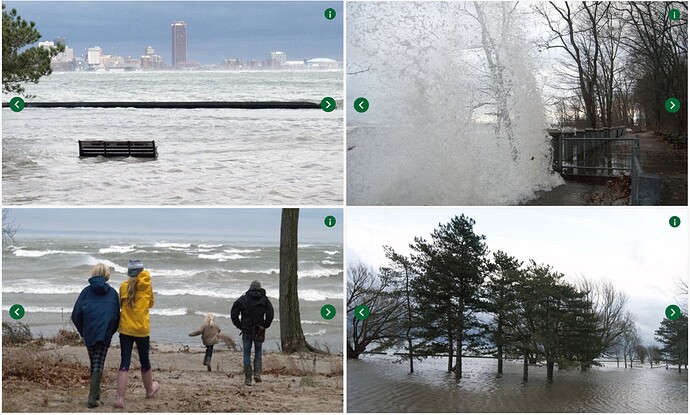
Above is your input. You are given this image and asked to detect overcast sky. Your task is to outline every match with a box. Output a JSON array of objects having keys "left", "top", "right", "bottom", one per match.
[
  {"left": 5, "top": 1, "right": 343, "bottom": 64},
  {"left": 347, "top": 207, "right": 689, "bottom": 345},
  {"left": 7, "top": 208, "right": 342, "bottom": 243}
]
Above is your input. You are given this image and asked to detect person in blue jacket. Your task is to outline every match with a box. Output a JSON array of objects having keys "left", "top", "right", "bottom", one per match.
[{"left": 71, "top": 263, "right": 121, "bottom": 408}]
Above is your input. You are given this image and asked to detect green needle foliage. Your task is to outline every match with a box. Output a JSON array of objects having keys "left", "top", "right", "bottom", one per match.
[
  {"left": 2, "top": 4, "right": 63, "bottom": 96},
  {"left": 655, "top": 314, "right": 689, "bottom": 373}
]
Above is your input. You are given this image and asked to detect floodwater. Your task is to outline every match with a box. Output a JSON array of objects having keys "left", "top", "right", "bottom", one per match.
[
  {"left": 347, "top": 355, "right": 688, "bottom": 413},
  {"left": 2, "top": 71, "right": 343, "bottom": 205}
]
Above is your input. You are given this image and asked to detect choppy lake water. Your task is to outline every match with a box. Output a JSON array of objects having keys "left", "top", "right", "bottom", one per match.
[
  {"left": 2, "top": 235, "right": 343, "bottom": 351},
  {"left": 347, "top": 355, "right": 688, "bottom": 412},
  {"left": 2, "top": 71, "right": 343, "bottom": 205}
]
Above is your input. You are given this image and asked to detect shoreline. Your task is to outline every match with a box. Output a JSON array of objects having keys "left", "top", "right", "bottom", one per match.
[{"left": 3, "top": 341, "right": 343, "bottom": 413}]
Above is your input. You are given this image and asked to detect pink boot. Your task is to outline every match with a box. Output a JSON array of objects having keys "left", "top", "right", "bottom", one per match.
[
  {"left": 113, "top": 370, "right": 128, "bottom": 408},
  {"left": 142, "top": 369, "right": 160, "bottom": 398}
]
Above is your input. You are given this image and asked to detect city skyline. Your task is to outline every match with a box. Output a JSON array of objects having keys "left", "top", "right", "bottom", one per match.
[
  {"left": 5, "top": 1, "right": 343, "bottom": 65},
  {"left": 171, "top": 21, "right": 187, "bottom": 67}
]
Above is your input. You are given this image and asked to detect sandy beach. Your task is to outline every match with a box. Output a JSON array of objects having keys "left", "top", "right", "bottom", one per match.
[{"left": 2, "top": 339, "right": 343, "bottom": 413}]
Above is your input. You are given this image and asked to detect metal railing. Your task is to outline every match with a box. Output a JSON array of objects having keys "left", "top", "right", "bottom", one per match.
[
  {"left": 550, "top": 127, "right": 634, "bottom": 177},
  {"left": 631, "top": 141, "right": 661, "bottom": 205}
]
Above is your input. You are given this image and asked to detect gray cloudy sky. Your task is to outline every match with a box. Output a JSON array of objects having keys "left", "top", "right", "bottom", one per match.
[
  {"left": 7, "top": 208, "right": 342, "bottom": 243},
  {"left": 347, "top": 207, "right": 689, "bottom": 345},
  {"left": 6, "top": 1, "right": 343, "bottom": 64}
]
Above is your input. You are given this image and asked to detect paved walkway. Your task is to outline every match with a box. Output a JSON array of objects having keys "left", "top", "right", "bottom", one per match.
[
  {"left": 637, "top": 132, "right": 687, "bottom": 206},
  {"left": 524, "top": 132, "right": 687, "bottom": 206}
]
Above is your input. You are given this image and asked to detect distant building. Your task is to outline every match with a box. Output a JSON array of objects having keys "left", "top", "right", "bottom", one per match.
[
  {"left": 141, "top": 46, "right": 164, "bottom": 69},
  {"left": 221, "top": 58, "right": 243, "bottom": 70},
  {"left": 87, "top": 47, "right": 102, "bottom": 67},
  {"left": 269, "top": 51, "right": 286, "bottom": 69},
  {"left": 38, "top": 41, "right": 55, "bottom": 49},
  {"left": 305, "top": 58, "right": 339, "bottom": 69},
  {"left": 49, "top": 39, "right": 76, "bottom": 72},
  {"left": 171, "top": 21, "right": 187, "bottom": 67}
]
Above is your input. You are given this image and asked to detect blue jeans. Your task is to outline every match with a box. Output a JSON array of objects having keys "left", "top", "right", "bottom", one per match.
[
  {"left": 119, "top": 333, "right": 151, "bottom": 371},
  {"left": 242, "top": 333, "right": 262, "bottom": 368}
]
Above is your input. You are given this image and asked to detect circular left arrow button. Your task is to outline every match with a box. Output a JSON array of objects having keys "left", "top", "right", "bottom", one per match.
[
  {"left": 9, "top": 304, "right": 25, "bottom": 320},
  {"left": 9, "top": 97, "right": 25, "bottom": 113}
]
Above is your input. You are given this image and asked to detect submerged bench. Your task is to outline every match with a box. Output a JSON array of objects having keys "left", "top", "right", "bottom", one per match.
[{"left": 79, "top": 140, "right": 157, "bottom": 158}]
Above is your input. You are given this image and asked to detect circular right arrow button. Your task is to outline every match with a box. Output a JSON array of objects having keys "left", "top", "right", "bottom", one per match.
[
  {"left": 354, "top": 97, "right": 369, "bottom": 113},
  {"left": 321, "top": 97, "right": 336, "bottom": 112},
  {"left": 665, "top": 97, "right": 680, "bottom": 113},
  {"left": 665, "top": 304, "right": 681, "bottom": 320}
]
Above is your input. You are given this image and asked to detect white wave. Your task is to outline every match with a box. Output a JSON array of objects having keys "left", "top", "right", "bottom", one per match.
[
  {"left": 323, "top": 250, "right": 339, "bottom": 255},
  {"left": 84, "top": 257, "right": 127, "bottom": 274},
  {"left": 1, "top": 305, "right": 70, "bottom": 314},
  {"left": 265, "top": 289, "right": 342, "bottom": 302},
  {"left": 224, "top": 248, "right": 262, "bottom": 254},
  {"left": 322, "top": 260, "right": 336, "bottom": 265},
  {"left": 302, "top": 320, "right": 325, "bottom": 325},
  {"left": 2, "top": 285, "right": 85, "bottom": 295},
  {"left": 99, "top": 245, "right": 135, "bottom": 254},
  {"left": 298, "top": 268, "right": 342, "bottom": 279},
  {"left": 147, "top": 268, "right": 195, "bottom": 278},
  {"left": 198, "top": 244, "right": 223, "bottom": 248},
  {"left": 154, "top": 242, "right": 191, "bottom": 248},
  {"left": 304, "top": 329, "right": 327, "bottom": 336},
  {"left": 298, "top": 244, "right": 314, "bottom": 248},
  {"left": 14, "top": 249, "right": 87, "bottom": 257},
  {"left": 233, "top": 269, "right": 279, "bottom": 275},
  {"left": 193, "top": 311, "right": 233, "bottom": 319},
  {"left": 156, "top": 287, "right": 246, "bottom": 300},
  {"left": 198, "top": 253, "right": 247, "bottom": 261},
  {"left": 150, "top": 307, "right": 187, "bottom": 316}
]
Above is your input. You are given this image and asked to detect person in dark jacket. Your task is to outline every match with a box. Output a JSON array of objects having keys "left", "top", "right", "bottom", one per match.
[
  {"left": 71, "top": 263, "right": 120, "bottom": 408},
  {"left": 231, "top": 280, "right": 274, "bottom": 385}
]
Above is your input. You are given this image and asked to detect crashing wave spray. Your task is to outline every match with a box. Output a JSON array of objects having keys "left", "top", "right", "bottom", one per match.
[{"left": 347, "top": 2, "right": 562, "bottom": 205}]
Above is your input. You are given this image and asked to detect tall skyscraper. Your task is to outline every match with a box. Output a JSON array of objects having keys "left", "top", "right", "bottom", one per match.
[{"left": 171, "top": 21, "right": 187, "bottom": 67}]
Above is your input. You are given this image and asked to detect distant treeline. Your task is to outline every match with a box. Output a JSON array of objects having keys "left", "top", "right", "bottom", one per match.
[{"left": 347, "top": 214, "right": 689, "bottom": 382}]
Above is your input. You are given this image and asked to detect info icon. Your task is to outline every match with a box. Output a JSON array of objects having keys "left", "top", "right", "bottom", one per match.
[{"left": 324, "top": 215, "right": 336, "bottom": 227}]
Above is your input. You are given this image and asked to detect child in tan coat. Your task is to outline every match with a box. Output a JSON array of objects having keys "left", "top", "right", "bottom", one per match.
[{"left": 189, "top": 313, "right": 236, "bottom": 371}]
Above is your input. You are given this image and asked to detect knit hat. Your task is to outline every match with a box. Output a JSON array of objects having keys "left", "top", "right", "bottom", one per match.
[
  {"left": 250, "top": 280, "right": 261, "bottom": 290},
  {"left": 127, "top": 259, "right": 144, "bottom": 277}
]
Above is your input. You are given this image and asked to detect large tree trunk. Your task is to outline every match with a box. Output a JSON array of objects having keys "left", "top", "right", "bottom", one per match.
[{"left": 279, "top": 208, "right": 319, "bottom": 354}]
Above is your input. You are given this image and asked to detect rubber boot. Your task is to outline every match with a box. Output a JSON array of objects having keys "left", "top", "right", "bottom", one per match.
[
  {"left": 244, "top": 364, "right": 252, "bottom": 386},
  {"left": 87, "top": 371, "right": 103, "bottom": 408},
  {"left": 203, "top": 355, "right": 212, "bottom": 371},
  {"left": 142, "top": 369, "right": 160, "bottom": 398},
  {"left": 253, "top": 360, "right": 262, "bottom": 383},
  {"left": 113, "top": 370, "right": 128, "bottom": 408}
]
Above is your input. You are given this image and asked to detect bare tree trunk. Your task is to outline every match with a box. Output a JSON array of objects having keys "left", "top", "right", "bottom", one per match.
[
  {"left": 447, "top": 328, "right": 454, "bottom": 373},
  {"left": 497, "top": 317, "right": 503, "bottom": 374},
  {"left": 279, "top": 208, "right": 320, "bottom": 354},
  {"left": 522, "top": 345, "right": 529, "bottom": 382}
]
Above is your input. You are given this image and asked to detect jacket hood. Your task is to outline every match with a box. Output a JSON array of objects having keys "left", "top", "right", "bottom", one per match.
[
  {"left": 88, "top": 275, "right": 111, "bottom": 295},
  {"left": 135, "top": 270, "right": 151, "bottom": 291},
  {"left": 247, "top": 287, "right": 266, "bottom": 299}
]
